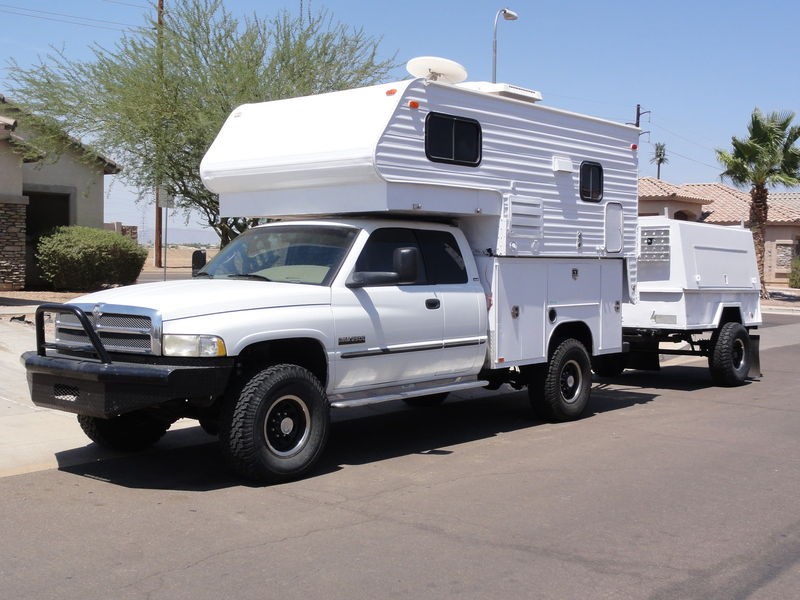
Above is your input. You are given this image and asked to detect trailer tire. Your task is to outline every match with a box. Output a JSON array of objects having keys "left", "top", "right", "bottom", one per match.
[
  {"left": 221, "top": 364, "right": 329, "bottom": 483},
  {"left": 529, "top": 338, "right": 592, "bottom": 422},
  {"left": 77, "top": 412, "right": 171, "bottom": 452},
  {"left": 403, "top": 393, "right": 448, "bottom": 407},
  {"left": 709, "top": 322, "right": 751, "bottom": 387}
]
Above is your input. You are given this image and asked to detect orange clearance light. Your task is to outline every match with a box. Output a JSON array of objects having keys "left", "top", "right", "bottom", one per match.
[
  {"left": 386, "top": 88, "right": 397, "bottom": 96},
  {"left": 631, "top": 143, "right": 638, "bottom": 150},
  {"left": 408, "top": 100, "right": 420, "bottom": 109}
]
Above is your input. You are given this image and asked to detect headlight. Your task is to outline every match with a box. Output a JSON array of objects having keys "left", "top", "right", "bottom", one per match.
[{"left": 162, "top": 334, "right": 227, "bottom": 357}]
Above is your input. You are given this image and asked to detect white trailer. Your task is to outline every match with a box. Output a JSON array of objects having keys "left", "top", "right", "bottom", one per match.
[{"left": 592, "top": 216, "right": 762, "bottom": 384}]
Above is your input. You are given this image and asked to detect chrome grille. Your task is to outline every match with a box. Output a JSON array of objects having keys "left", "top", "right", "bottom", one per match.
[{"left": 56, "top": 309, "right": 156, "bottom": 354}]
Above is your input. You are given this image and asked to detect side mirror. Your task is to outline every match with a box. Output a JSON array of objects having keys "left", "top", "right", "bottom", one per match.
[
  {"left": 346, "top": 246, "right": 420, "bottom": 288},
  {"left": 393, "top": 246, "right": 418, "bottom": 284}
]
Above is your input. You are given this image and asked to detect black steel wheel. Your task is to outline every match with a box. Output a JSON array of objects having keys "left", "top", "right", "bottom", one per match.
[
  {"left": 220, "top": 364, "right": 329, "bottom": 483},
  {"left": 709, "top": 322, "right": 751, "bottom": 387},
  {"left": 529, "top": 338, "right": 592, "bottom": 422}
]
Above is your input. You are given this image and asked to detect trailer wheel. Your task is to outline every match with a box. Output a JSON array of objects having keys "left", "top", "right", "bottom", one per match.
[
  {"left": 403, "top": 393, "right": 448, "bottom": 407},
  {"left": 221, "top": 364, "right": 329, "bottom": 483},
  {"left": 709, "top": 322, "right": 751, "bottom": 387},
  {"left": 529, "top": 338, "right": 592, "bottom": 422},
  {"left": 77, "top": 412, "right": 171, "bottom": 452}
]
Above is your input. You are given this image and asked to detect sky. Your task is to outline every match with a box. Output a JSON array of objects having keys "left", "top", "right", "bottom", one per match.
[{"left": 1, "top": 0, "right": 799, "bottom": 241}]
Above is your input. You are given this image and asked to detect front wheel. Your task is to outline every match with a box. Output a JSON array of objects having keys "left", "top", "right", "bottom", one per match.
[
  {"left": 709, "top": 322, "right": 751, "bottom": 387},
  {"left": 529, "top": 338, "right": 592, "bottom": 422},
  {"left": 221, "top": 364, "right": 329, "bottom": 483}
]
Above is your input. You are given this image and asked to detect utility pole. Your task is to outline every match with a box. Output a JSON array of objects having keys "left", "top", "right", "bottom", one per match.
[
  {"left": 153, "top": 0, "right": 164, "bottom": 267},
  {"left": 633, "top": 103, "right": 650, "bottom": 128}
]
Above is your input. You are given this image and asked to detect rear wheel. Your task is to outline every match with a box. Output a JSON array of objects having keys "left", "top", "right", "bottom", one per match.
[
  {"left": 529, "top": 338, "right": 592, "bottom": 422},
  {"left": 77, "top": 411, "right": 171, "bottom": 451},
  {"left": 709, "top": 322, "right": 751, "bottom": 386},
  {"left": 220, "top": 364, "right": 329, "bottom": 483}
]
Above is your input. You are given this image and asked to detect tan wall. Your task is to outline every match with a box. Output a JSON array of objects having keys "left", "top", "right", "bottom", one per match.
[
  {"left": 22, "top": 152, "right": 105, "bottom": 227},
  {"left": 0, "top": 139, "right": 23, "bottom": 196},
  {"left": 764, "top": 224, "right": 800, "bottom": 285}
]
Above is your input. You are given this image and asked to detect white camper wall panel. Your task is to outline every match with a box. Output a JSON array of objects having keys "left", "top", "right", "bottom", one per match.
[
  {"left": 375, "top": 81, "right": 639, "bottom": 260},
  {"left": 201, "top": 81, "right": 409, "bottom": 198}
]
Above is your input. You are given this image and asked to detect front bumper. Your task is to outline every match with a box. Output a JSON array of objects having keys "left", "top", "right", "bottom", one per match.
[
  {"left": 22, "top": 303, "right": 233, "bottom": 418},
  {"left": 23, "top": 351, "right": 234, "bottom": 418}
]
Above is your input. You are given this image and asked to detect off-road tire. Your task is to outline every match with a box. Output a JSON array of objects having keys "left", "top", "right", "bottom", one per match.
[
  {"left": 709, "top": 322, "right": 751, "bottom": 387},
  {"left": 529, "top": 338, "right": 592, "bottom": 422},
  {"left": 220, "top": 364, "right": 329, "bottom": 483},
  {"left": 77, "top": 412, "right": 171, "bottom": 452}
]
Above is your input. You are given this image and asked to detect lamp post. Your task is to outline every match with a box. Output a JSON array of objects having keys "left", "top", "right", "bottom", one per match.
[{"left": 492, "top": 8, "right": 518, "bottom": 83}]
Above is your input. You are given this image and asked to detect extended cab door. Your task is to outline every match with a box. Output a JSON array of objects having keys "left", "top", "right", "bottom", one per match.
[{"left": 331, "top": 227, "right": 485, "bottom": 392}]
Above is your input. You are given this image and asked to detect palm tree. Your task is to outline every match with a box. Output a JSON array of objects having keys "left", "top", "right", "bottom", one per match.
[
  {"left": 717, "top": 109, "right": 800, "bottom": 298},
  {"left": 650, "top": 142, "right": 668, "bottom": 179}
]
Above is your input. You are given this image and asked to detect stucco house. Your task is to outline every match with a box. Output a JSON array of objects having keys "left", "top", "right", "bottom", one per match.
[
  {"left": 0, "top": 94, "right": 119, "bottom": 290},
  {"left": 638, "top": 177, "right": 800, "bottom": 286}
]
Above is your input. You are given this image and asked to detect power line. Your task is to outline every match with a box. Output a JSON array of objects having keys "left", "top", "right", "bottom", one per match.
[
  {"left": 649, "top": 120, "right": 717, "bottom": 152},
  {"left": 0, "top": 3, "right": 130, "bottom": 31},
  {"left": 102, "top": 0, "right": 153, "bottom": 8}
]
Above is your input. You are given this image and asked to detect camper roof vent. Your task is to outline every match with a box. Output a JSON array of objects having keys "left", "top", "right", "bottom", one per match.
[
  {"left": 406, "top": 56, "right": 468, "bottom": 84},
  {"left": 458, "top": 82, "right": 543, "bottom": 103}
]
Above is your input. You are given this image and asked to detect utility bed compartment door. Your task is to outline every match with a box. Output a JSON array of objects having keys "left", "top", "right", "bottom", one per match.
[{"left": 491, "top": 258, "right": 623, "bottom": 366}]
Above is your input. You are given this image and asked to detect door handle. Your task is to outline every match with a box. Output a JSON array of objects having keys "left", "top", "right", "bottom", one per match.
[{"left": 425, "top": 298, "right": 441, "bottom": 310}]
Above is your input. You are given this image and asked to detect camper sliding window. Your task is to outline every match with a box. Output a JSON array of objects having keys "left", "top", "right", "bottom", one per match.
[
  {"left": 425, "top": 112, "right": 482, "bottom": 167},
  {"left": 579, "top": 162, "right": 603, "bottom": 202}
]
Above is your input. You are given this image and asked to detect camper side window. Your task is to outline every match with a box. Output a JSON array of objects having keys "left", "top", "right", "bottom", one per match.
[
  {"left": 425, "top": 112, "right": 481, "bottom": 167},
  {"left": 580, "top": 162, "right": 603, "bottom": 202}
]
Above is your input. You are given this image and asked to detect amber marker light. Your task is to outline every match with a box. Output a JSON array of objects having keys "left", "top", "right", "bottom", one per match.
[
  {"left": 386, "top": 88, "right": 397, "bottom": 95},
  {"left": 408, "top": 100, "right": 420, "bottom": 109}
]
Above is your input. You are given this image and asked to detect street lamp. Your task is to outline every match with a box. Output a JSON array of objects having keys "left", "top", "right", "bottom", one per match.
[{"left": 492, "top": 8, "right": 518, "bottom": 83}]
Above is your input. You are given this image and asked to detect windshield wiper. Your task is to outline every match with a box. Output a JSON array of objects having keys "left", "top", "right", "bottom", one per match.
[
  {"left": 226, "top": 273, "right": 272, "bottom": 282},
  {"left": 193, "top": 272, "right": 212, "bottom": 278}
]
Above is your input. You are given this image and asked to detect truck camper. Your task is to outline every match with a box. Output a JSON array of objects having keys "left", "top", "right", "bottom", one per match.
[{"left": 23, "top": 57, "right": 755, "bottom": 483}]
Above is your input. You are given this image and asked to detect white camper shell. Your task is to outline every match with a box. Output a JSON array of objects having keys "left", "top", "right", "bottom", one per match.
[{"left": 201, "top": 78, "right": 639, "bottom": 264}]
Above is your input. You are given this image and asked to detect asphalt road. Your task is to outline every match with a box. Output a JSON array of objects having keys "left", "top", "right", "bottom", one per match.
[{"left": 1, "top": 315, "right": 798, "bottom": 600}]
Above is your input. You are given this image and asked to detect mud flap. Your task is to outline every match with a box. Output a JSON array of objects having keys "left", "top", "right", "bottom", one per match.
[
  {"left": 626, "top": 339, "right": 661, "bottom": 371},
  {"left": 748, "top": 334, "right": 761, "bottom": 379}
]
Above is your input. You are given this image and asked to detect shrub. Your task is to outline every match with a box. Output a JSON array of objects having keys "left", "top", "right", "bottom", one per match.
[
  {"left": 36, "top": 226, "right": 148, "bottom": 291},
  {"left": 790, "top": 256, "right": 800, "bottom": 289}
]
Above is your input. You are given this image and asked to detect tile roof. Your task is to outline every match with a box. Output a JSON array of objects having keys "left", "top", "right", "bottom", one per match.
[
  {"left": 637, "top": 179, "right": 800, "bottom": 225},
  {"left": 681, "top": 183, "right": 800, "bottom": 225},
  {"left": 638, "top": 177, "right": 709, "bottom": 205}
]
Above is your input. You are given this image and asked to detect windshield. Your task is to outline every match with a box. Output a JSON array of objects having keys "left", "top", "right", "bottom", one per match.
[{"left": 198, "top": 224, "right": 358, "bottom": 285}]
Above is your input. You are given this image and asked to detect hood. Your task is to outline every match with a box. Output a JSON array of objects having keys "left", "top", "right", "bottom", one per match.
[{"left": 69, "top": 279, "right": 331, "bottom": 321}]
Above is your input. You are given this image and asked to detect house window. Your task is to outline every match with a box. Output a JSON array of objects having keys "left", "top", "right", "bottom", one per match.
[
  {"left": 425, "top": 112, "right": 481, "bottom": 167},
  {"left": 580, "top": 162, "right": 603, "bottom": 202}
]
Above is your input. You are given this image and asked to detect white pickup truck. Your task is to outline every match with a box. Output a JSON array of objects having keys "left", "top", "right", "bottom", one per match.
[{"left": 21, "top": 58, "right": 757, "bottom": 483}]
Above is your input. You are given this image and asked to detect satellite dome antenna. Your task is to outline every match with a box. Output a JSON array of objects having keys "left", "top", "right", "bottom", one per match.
[{"left": 406, "top": 56, "right": 468, "bottom": 84}]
